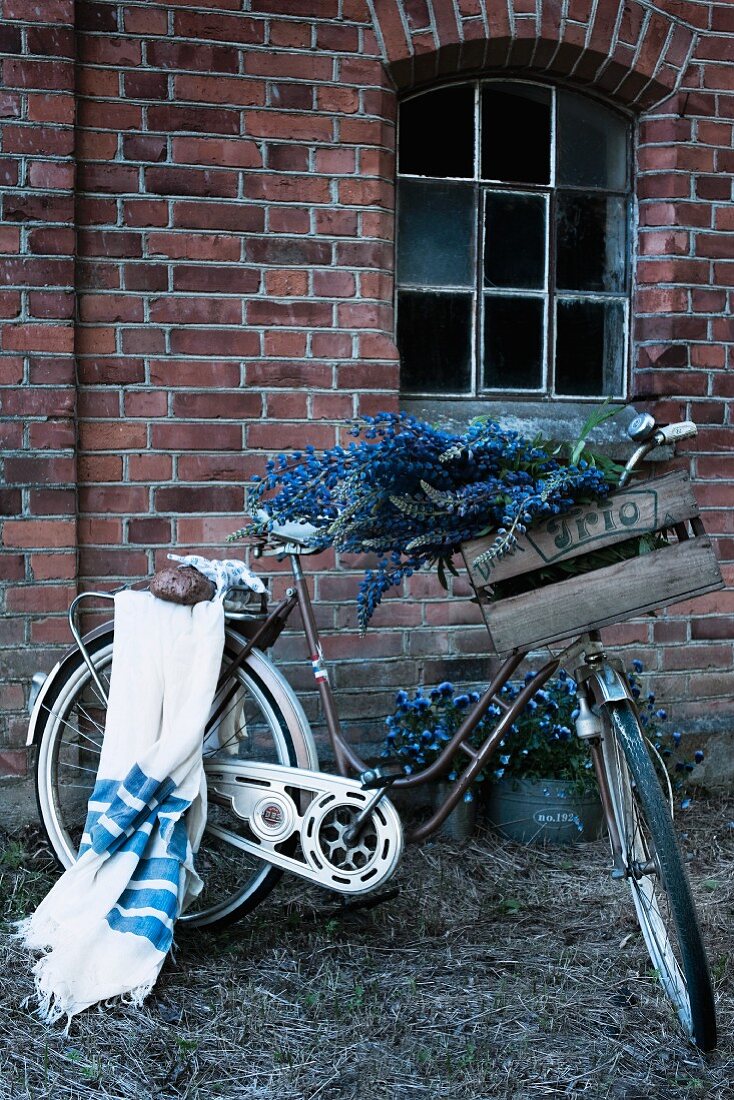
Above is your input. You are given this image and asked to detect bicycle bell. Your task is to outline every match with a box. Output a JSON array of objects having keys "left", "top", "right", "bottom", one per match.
[{"left": 627, "top": 412, "right": 656, "bottom": 442}]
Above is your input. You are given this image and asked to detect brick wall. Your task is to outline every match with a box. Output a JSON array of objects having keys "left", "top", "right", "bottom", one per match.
[
  {"left": 0, "top": 0, "right": 77, "bottom": 779},
  {"left": 1, "top": 0, "right": 734, "bottom": 796}
]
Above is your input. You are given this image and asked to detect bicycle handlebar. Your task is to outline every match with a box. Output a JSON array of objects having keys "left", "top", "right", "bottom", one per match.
[{"left": 618, "top": 418, "right": 697, "bottom": 489}]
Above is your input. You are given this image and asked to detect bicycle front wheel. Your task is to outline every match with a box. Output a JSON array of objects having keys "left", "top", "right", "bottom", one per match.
[
  {"left": 600, "top": 700, "right": 716, "bottom": 1050},
  {"left": 34, "top": 630, "right": 308, "bottom": 930}
]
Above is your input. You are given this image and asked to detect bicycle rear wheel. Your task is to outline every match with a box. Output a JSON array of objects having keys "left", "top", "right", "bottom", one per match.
[
  {"left": 599, "top": 700, "right": 716, "bottom": 1050},
  {"left": 34, "top": 630, "right": 307, "bottom": 930}
]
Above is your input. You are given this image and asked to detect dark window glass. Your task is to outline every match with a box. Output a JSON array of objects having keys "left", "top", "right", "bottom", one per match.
[
  {"left": 556, "top": 193, "right": 627, "bottom": 294},
  {"left": 485, "top": 192, "right": 546, "bottom": 290},
  {"left": 398, "top": 291, "right": 473, "bottom": 393},
  {"left": 555, "top": 299, "right": 625, "bottom": 396},
  {"left": 483, "top": 296, "right": 544, "bottom": 390},
  {"left": 481, "top": 84, "right": 551, "bottom": 185},
  {"left": 398, "top": 180, "right": 476, "bottom": 288},
  {"left": 557, "top": 90, "right": 628, "bottom": 190},
  {"left": 398, "top": 85, "right": 475, "bottom": 179}
]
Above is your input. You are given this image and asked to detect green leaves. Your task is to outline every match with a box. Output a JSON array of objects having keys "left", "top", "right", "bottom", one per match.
[{"left": 569, "top": 399, "right": 623, "bottom": 468}]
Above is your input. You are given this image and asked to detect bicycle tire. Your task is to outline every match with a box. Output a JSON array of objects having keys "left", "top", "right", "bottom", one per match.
[
  {"left": 34, "top": 628, "right": 310, "bottom": 930},
  {"left": 600, "top": 700, "right": 716, "bottom": 1050}
]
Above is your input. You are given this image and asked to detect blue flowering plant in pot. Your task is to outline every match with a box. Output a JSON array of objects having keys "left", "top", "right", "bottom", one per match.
[
  {"left": 486, "top": 661, "right": 704, "bottom": 844},
  {"left": 381, "top": 681, "right": 493, "bottom": 838},
  {"left": 485, "top": 669, "right": 605, "bottom": 844}
]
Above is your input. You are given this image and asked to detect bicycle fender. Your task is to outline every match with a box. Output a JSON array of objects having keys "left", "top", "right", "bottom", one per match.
[
  {"left": 584, "top": 662, "right": 632, "bottom": 707},
  {"left": 26, "top": 622, "right": 115, "bottom": 747},
  {"left": 26, "top": 624, "right": 320, "bottom": 776}
]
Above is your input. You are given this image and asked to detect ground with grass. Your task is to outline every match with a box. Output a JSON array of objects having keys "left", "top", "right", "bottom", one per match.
[{"left": 1, "top": 798, "right": 733, "bottom": 1100}]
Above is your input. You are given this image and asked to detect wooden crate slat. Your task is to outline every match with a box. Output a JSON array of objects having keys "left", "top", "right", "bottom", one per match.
[
  {"left": 463, "top": 470, "right": 699, "bottom": 590},
  {"left": 477, "top": 537, "right": 723, "bottom": 655}
]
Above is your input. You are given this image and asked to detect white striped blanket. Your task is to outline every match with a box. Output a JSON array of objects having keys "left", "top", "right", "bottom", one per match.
[{"left": 19, "top": 588, "right": 225, "bottom": 1024}]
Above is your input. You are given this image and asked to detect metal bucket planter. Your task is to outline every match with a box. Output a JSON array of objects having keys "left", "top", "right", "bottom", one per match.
[
  {"left": 435, "top": 783, "right": 477, "bottom": 840},
  {"left": 485, "top": 778, "right": 606, "bottom": 844}
]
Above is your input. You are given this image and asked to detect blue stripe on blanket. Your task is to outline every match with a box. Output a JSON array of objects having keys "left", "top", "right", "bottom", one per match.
[
  {"left": 106, "top": 908, "right": 174, "bottom": 954},
  {"left": 78, "top": 765, "right": 195, "bottom": 951},
  {"left": 117, "top": 886, "right": 178, "bottom": 917},
  {"left": 130, "top": 857, "right": 182, "bottom": 884}
]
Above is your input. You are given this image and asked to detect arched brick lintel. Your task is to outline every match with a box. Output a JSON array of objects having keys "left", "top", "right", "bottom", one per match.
[{"left": 371, "top": 0, "right": 697, "bottom": 112}]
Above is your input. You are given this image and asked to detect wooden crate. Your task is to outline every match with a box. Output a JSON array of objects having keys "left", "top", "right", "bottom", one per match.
[{"left": 460, "top": 471, "right": 724, "bottom": 655}]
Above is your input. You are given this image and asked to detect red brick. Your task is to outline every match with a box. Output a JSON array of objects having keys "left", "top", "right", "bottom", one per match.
[
  {"left": 148, "top": 40, "right": 239, "bottom": 73},
  {"left": 247, "top": 300, "right": 333, "bottom": 327},
  {"left": 265, "top": 391, "right": 309, "bottom": 419},
  {"left": 121, "top": 328, "right": 166, "bottom": 354},
  {"left": 149, "top": 359, "right": 241, "bottom": 387},
  {"left": 78, "top": 294, "right": 143, "bottom": 323},
  {"left": 78, "top": 36, "right": 142, "bottom": 67},
  {"left": 268, "top": 208, "right": 311, "bottom": 234},
  {"left": 4, "top": 324, "right": 73, "bottom": 353},
  {"left": 173, "top": 200, "right": 264, "bottom": 233},
  {"left": 172, "top": 137, "right": 262, "bottom": 169},
  {"left": 122, "top": 134, "right": 167, "bottom": 163},
  {"left": 145, "top": 167, "right": 239, "bottom": 199},
  {"left": 313, "top": 270, "right": 356, "bottom": 297},
  {"left": 245, "top": 111, "right": 334, "bottom": 143},
  {"left": 128, "top": 518, "right": 172, "bottom": 544},
  {"left": 172, "top": 266, "right": 260, "bottom": 294},
  {"left": 123, "top": 71, "right": 168, "bottom": 99},
  {"left": 124, "top": 391, "right": 168, "bottom": 418},
  {"left": 168, "top": 328, "right": 261, "bottom": 356},
  {"left": 80, "top": 421, "right": 147, "bottom": 450},
  {"left": 28, "top": 290, "right": 74, "bottom": 320},
  {"left": 171, "top": 391, "right": 261, "bottom": 419},
  {"left": 149, "top": 296, "right": 242, "bottom": 325},
  {"left": 80, "top": 486, "right": 149, "bottom": 513},
  {"left": 155, "top": 485, "right": 244, "bottom": 513},
  {"left": 123, "top": 200, "right": 168, "bottom": 228},
  {"left": 2, "top": 521, "right": 76, "bottom": 549},
  {"left": 148, "top": 104, "right": 241, "bottom": 137},
  {"left": 151, "top": 422, "right": 242, "bottom": 451},
  {"left": 247, "top": 421, "right": 336, "bottom": 450},
  {"left": 124, "top": 6, "right": 168, "bottom": 34},
  {"left": 3, "top": 59, "right": 73, "bottom": 91},
  {"left": 172, "top": 75, "right": 265, "bottom": 108},
  {"left": 148, "top": 233, "right": 241, "bottom": 262},
  {"left": 128, "top": 454, "right": 172, "bottom": 481}
]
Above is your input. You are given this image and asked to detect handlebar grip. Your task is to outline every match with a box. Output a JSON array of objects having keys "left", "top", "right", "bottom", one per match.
[{"left": 656, "top": 422, "right": 698, "bottom": 444}]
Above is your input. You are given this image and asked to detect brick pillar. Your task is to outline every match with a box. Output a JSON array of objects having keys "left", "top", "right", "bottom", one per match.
[{"left": 0, "top": 1, "right": 78, "bottom": 779}]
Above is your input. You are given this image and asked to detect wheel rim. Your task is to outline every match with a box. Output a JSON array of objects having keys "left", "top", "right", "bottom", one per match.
[
  {"left": 36, "top": 641, "right": 295, "bottom": 927},
  {"left": 602, "top": 726, "right": 692, "bottom": 1034}
]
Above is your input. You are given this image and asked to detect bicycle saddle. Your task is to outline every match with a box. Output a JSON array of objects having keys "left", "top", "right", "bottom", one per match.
[{"left": 255, "top": 510, "right": 324, "bottom": 554}]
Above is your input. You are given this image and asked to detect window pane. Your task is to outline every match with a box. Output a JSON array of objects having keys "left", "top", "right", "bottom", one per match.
[
  {"left": 485, "top": 192, "right": 546, "bottom": 290},
  {"left": 557, "top": 90, "right": 628, "bottom": 190},
  {"left": 555, "top": 299, "right": 625, "bottom": 396},
  {"left": 556, "top": 193, "right": 627, "bottom": 293},
  {"left": 481, "top": 84, "right": 551, "bottom": 185},
  {"left": 399, "top": 85, "right": 475, "bottom": 179},
  {"left": 398, "top": 180, "right": 476, "bottom": 288},
  {"left": 483, "top": 296, "right": 544, "bottom": 390},
  {"left": 398, "top": 291, "right": 472, "bottom": 393}
]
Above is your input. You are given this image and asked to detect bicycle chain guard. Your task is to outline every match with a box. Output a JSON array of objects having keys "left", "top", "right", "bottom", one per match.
[{"left": 204, "top": 761, "right": 404, "bottom": 895}]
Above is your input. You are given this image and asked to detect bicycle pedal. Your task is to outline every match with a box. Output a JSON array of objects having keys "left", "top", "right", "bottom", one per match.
[{"left": 359, "top": 765, "right": 403, "bottom": 790}]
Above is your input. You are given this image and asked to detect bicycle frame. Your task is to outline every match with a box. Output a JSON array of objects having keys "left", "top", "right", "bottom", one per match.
[{"left": 210, "top": 549, "right": 625, "bottom": 845}]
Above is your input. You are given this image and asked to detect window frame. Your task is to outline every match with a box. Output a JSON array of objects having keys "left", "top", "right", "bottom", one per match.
[{"left": 395, "top": 78, "right": 635, "bottom": 404}]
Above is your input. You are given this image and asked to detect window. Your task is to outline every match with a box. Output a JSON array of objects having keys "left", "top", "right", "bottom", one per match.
[{"left": 396, "top": 81, "right": 631, "bottom": 401}]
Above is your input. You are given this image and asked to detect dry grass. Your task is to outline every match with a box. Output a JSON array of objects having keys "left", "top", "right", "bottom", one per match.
[{"left": 1, "top": 797, "right": 733, "bottom": 1100}]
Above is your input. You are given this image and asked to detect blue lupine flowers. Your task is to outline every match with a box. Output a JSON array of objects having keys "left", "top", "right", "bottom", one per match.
[
  {"left": 381, "top": 682, "right": 492, "bottom": 801},
  {"left": 234, "top": 412, "right": 618, "bottom": 630}
]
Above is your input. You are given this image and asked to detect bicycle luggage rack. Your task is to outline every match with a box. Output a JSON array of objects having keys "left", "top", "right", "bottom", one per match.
[{"left": 461, "top": 470, "right": 724, "bottom": 655}]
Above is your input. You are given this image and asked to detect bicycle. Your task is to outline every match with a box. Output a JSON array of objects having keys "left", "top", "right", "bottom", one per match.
[{"left": 27, "top": 413, "right": 722, "bottom": 1051}]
